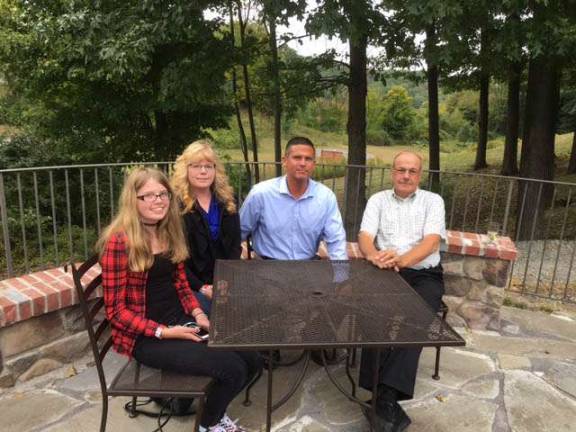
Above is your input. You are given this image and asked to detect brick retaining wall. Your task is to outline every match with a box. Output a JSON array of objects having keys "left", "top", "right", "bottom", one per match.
[{"left": 0, "top": 230, "right": 516, "bottom": 388}]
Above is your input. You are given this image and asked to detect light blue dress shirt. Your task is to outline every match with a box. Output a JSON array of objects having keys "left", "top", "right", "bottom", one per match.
[{"left": 240, "top": 176, "right": 348, "bottom": 260}]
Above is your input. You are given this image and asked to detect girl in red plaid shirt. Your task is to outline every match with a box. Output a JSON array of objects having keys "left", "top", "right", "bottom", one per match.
[{"left": 98, "top": 167, "right": 261, "bottom": 432}]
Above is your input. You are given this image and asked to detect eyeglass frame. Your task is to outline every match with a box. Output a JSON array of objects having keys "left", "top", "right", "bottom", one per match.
[
  {"left": 188, "top": 163, "right": 216, "bottom": 172},
  {"left": 136, "top": 191, "right": 172, "bottom": 203}
]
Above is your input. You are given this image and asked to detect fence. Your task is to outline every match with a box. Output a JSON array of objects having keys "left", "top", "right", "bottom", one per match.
[{"left": 1, "top": 161, "right": 575, "bottom": 303}]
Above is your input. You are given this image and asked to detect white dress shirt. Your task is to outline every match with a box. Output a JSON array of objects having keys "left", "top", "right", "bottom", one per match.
[{"left": 360, "top": 188, "right": 446, "bottom": 269}]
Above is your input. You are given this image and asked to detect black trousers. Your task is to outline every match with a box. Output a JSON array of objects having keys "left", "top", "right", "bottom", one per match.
[
  {"left": 359, "top": 265, "right": 444, "bottom": 401},
  {"left": 133, "top": 318, "right": 262, "bottom": 427}
]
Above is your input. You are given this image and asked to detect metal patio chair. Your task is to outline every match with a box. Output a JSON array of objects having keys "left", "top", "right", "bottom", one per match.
[{"left": 70, "top": 254, "right": 214, "bottom": 432}]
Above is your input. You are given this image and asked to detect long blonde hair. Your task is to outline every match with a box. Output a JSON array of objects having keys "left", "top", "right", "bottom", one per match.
[
  {"left": 97, "top": 167, "right": 189, "bottom": 272},
  {"left": 172, "top": 139, "right": 237, "bottom": 213}
]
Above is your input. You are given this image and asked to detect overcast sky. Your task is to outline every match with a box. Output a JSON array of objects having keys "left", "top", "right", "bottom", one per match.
[
  {"left": 207, "top": 4, "right": 386, "bottom": 60},
  {"left": 278, "top": 16, "right": 349, "bottom": 57}
]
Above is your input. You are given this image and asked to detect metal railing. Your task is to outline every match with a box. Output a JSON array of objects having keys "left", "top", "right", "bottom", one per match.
[{"left": 1, "top": 161, "right": 575, "bottom": 303}]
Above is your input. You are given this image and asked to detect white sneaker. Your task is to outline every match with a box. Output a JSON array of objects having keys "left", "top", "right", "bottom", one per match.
[
  {"left": 205, "top": 424, "right": 228, "bottom": 432},
  {"left": 217, "top": 413, "right": 248, "bottom": 432}
]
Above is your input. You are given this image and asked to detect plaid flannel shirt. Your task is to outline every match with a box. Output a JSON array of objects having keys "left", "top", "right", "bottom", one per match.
[{"left": 101, "top": 231, "right": 200, "bottom": 357}]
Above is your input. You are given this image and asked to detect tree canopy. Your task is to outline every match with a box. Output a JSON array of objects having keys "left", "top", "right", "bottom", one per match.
[{"left": 0, "top": 0, "right": 235, "bottom": 162}]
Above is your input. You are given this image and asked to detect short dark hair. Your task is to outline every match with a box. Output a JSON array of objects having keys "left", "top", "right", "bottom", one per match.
[{"left": 285, "top": 136, "right": 315, "bottom": 155}]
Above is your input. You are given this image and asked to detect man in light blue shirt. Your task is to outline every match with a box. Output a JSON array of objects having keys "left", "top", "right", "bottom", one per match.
[{"left": 240, "top": 136, "right": 347, "bottom": 260}]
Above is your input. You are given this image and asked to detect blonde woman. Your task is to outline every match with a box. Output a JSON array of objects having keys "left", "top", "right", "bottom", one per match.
[
  {"left": 172, "top": 140, "right": 241, "bottom": 310},
  {"left": 98, "top": 167, "right": 260, "bottom": 432}
]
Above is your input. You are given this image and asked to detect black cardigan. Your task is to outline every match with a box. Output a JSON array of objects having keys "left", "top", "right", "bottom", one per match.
[{"left": 183, "top": 200, "right": 242, "bottom": 286}]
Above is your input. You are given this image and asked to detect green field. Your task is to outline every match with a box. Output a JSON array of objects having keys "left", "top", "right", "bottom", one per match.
[{"left": 213, "top": 115, "right": 576, "bottom": 183}]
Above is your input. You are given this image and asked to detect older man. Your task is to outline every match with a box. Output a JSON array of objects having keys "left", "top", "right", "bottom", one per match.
[
  {"left": 358, "top": 151, "right": 446, "bottom": 432},
  {"left": 240, "top": 136, "right": 347, "bottom": 260}
]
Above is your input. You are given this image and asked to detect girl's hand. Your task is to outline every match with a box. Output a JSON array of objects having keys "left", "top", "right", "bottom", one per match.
[
  {"left": 162, "top": 325, "right": 203, "bottom": 342},
  {"left": 195, "top": 314, "right": 210, "bottom": 331},
  {"left": 200, "top": 284, "right": 213, "bottom": 300}
]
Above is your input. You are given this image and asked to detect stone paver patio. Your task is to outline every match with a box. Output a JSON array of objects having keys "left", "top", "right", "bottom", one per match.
[{"left": 1, "top": 305, "right": 574, "bottom": 432}]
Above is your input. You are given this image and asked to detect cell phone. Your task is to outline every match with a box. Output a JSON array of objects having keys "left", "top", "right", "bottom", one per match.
[{"left": 182, "top": 322, "right": 209, "bottom": 341}]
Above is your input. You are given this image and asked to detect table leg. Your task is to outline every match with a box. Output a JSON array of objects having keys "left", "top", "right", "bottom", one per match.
[
  {"left": 266, "top": 350, "right": 274, "bottom": 432},
  {"left": 272, "top": 351, "right": 311, "bottom": 411},
  {"left": 344, "top": 349, "right": 357, "bottom": 398},
  {"left": 370, "top": 349, "right": 381, "bottom": 432}
]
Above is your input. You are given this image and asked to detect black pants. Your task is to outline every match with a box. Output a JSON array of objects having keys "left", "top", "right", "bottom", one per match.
[
  {"left": 359, "top": 265, "right": 444, "bottom": 400},
  {"left": 134, "top": 329, "right": 262, "bottom": 427}
]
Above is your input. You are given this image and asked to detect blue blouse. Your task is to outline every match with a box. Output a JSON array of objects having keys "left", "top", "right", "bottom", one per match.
[{"left": 199, "top": 196, "right": 221, "bottom": 240}]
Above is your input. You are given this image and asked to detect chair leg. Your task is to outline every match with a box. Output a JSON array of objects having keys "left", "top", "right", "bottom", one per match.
[
  {"left": 100, "top": 396, "right": 109, "bottom": 432},
  {"left": 432, "top": 346, "right": 441, "bottom": 380},
  {"left": 194, "top": 395, "right": 206, "bottom": 432},
  {"left": 243, "top": 367, "right": 263, "bottom": 406},
  {"left": 433, "top": 301, "right": 448, "bottom": 380},
  {"left": 350, "top": 347, "right": 357, "bottom": 368},
  {"left": 128, "top": 396, "right": 138, "bottom": 417}
]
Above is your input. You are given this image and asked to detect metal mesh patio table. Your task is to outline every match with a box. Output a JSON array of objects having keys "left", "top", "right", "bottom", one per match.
[{"left": 208, "top": 259, "right": 465, "bottom": 431}]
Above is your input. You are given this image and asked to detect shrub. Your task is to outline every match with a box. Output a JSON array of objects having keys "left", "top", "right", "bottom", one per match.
[
  {"left": 366, "top": 128, "right": 393, "bottom": 146},
  {"left": 206, "top": 127, "right": 241, "bottom": 150}
]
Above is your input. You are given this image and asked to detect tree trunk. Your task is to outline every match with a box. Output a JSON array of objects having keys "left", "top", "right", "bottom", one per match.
[
  {"left": 516, "top": 56, "right": 560, "bottom": 240},
  {"left": 236, "top": 2, "right": 259, "bottom": 183},
  {"left": 502, "top": 61, "right": 521, "bottom": 176},
  {"left": 154, "top": 110, "right": 170, "bottom": 160},
  {"left": 474, "top": 72, "right": 490, "bottom": 170},
  {"left": 228, "top": 1, "right": 251, "bottom": 180},
  {"left": 267, "top": 13, "right": 282, "bottom": 177},
  {"left": 568, "top": 131, "right": 576, "bottom": 174},
  {"left": 474, "top": 26, "right": 490, "bottom": 170},
  {"left": 425, "top": 25, "right": 440, "bottom": 190},
  {"left": 345, "top": 33, "right": 368, "bottom": 239}
]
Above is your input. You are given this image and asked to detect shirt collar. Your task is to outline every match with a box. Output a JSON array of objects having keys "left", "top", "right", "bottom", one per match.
[
  {"left": 279, "top": 175, "right": 315, "bottom": 199},
  {"left": 392, "top": 188, "right": 418, "bottom": 202}
]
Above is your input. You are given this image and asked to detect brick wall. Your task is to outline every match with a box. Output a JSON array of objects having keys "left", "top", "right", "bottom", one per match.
[
  {"left": 0, "top": 230, "right": 517, "bottom": 387},
  {"left": 0, "top": 265, "right": 101, "bottom": 387}
]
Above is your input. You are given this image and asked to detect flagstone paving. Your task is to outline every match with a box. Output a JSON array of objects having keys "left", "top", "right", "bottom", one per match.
[{"left": 0, "top": 306, "right": 574, "bottom": 432}]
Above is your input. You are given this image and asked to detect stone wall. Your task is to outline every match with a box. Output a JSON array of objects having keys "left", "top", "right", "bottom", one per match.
[
  {"left": 0, "top": 230, "right": 517, "bottom": 389},
  {"left": 441, "top": 253, "right": 510, "bottom": 330},
  {"left": 0, "top": 304, "right": 90, "bottom": 388},
  {"left": 319, "top": 230, "right": 518, "bottom": 331},
  {"left": 439, "top": 231, "right": 517, "bottom": 330},
  {"left": 0, "top": 265, "right": 99, "bottom": 389}
]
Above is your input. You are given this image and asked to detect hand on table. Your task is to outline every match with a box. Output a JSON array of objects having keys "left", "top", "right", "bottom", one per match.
[
  {"left": 367, "top": 249, "right": 398, "bottom": 269},
  {"left": 200, "top": 284, "right": 213, "bottom": 300}
]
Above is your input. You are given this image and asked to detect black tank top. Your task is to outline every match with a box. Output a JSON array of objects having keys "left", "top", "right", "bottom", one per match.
[{"left": 145, "top": 254, "right": 185, "bottom": 325}]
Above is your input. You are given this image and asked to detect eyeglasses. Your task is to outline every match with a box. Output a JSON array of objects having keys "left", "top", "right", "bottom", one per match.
[
  {"left": 137, "top": 191, "right": 172, "bottom": 203},
  {"left": 393, "top": 168, "right": 420, "bottom": 176},
  {"left": 188, "top": 163, "right": 215, "bottom": 172}
]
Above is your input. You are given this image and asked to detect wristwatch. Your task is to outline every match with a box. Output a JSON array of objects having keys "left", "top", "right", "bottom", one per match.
[{"left": 154, "top": 326, "right": 163, "bottom": 339}]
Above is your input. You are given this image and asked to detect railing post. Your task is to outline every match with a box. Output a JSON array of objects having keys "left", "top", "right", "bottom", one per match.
[
  {"left": 501, "top": 179, "right": 514, "bottom": 236},
  {"left": 0, "top": 173, "right": 14, "bottom": 276}
]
